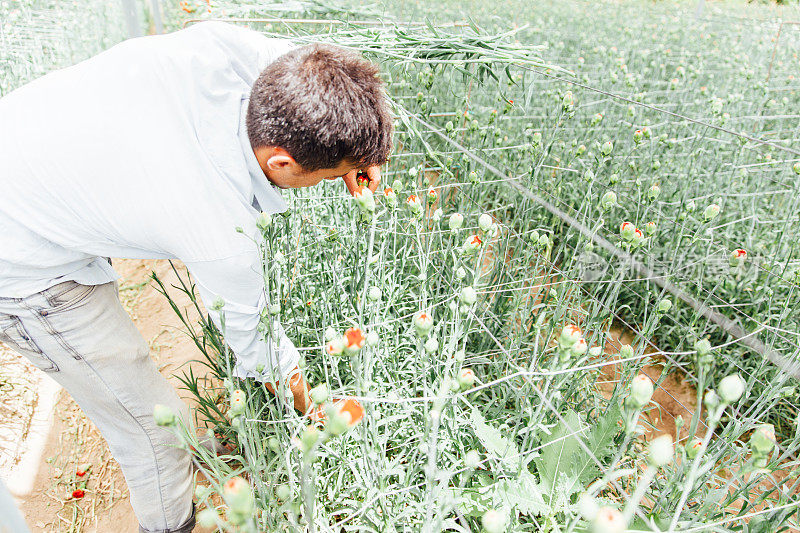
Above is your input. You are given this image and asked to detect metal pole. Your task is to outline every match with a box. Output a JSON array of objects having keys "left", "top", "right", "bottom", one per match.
[{"left": 120, "top": 0, "right": 143, "bottom": 39}]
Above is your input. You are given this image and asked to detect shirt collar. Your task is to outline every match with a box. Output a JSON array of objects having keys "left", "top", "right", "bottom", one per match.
[{"left": 238, "top": 96, "right": 287, "bottom": 214}]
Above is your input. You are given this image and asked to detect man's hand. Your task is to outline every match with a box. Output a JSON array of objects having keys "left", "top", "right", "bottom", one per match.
[
  {"left": 263, "top": 366, "right": 312, "bottom": 415},
  {"left": 341, "top": 165, "right": 381, "bottom": 196}
]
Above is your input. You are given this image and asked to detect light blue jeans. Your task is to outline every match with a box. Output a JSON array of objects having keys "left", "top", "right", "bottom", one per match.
[{"left": 0, "top": 280, "right": 195, "bottom": 532}]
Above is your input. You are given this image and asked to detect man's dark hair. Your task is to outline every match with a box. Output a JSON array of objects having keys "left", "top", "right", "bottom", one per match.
[{"left": 247, "top": 43, "right": 393, "bottom": 172}]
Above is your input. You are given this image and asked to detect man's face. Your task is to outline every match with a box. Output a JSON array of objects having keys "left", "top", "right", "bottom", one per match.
[{"left": 254, "top": 146, "right": 356, "bottom": 190}]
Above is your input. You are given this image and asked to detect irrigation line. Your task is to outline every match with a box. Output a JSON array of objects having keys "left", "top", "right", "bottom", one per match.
[
  {"left": 411, "top": 114, "right": 800, "bottom": 380},
  {"left": 519, "top": 67, "right": 800, "bottom": 158}
]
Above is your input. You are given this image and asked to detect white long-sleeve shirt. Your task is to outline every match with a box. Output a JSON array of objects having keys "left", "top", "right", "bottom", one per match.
[{"left": 0, "top": 22, "right": 301, "bottom": 380}]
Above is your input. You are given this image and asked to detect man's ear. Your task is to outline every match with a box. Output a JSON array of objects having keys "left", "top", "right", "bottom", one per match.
[{"left": 266, "top": 152, "right": 296, "bottom": 171}]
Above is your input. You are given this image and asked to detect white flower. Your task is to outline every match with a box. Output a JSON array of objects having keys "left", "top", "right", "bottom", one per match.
[
  {"left": 368, "top": 286, "right": 382, "bottom": 302},
  {"left": 464, "top": 450, "right": 481, "bottom": 469}
]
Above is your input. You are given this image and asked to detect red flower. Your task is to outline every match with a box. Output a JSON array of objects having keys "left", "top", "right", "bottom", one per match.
[
  {"left": 733, "top": 249, "right": 747, "bottom": 258},
  {"left": 76, "top": 469, "right": 86, "bottom": 477},
  {"left": 72, "top": 489, "right": 85, "bottom": 499},
  {"left": 469, "top": 235, "right": 482, "bottom": 246}
]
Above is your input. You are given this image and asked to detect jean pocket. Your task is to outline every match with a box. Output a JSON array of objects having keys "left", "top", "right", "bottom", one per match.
[
  {"left": 42, "top": 281, "right": 97, "bottom": 314},
  {"left": 0, "top": 315, "right": 59, "bottom": 372}
]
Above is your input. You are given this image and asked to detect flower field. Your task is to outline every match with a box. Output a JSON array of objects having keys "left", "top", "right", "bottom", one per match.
[
  {"left": 154, "top": 1, "right": 800, "bottom": 531},
  {"left": 3, "top": 0, "right": 800, "bottom": 531}
]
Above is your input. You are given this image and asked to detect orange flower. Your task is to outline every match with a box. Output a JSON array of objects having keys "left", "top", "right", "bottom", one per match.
[
  {"left": 344, "top": 327, "right": 365, "bottom": 351},
  {"left": 337, "top": 398, "right": 364, "bottom": 427},
  {"left": 72, "top": 489, "right": 85, "bottom": 499},
  {"left": 76, "top": 469, "right": 87, "bottom": 477}
]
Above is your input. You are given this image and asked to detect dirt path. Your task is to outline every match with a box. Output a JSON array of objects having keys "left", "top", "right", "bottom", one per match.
[{"left": 11, "top": 259, "right": 209, "bottom": 532}]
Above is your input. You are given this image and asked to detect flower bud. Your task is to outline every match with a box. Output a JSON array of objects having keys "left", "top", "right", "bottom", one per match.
[
  {"left": 424, "top": 337, "right": 439, "bottom": 354},
  {"left": 427, "top": 187, "right": 438, "bottom": 204},
  {"left": 695, "top": 338, "right": 712, "bottom": 357},
  {"left": 685, "top": 437, "right": 703, "bottom": 459},
  {"left": 718, "top": 374, "right": 745, "bottom": 403},
  {"left": 366, "top": 330, "right": 379, "bottom": 346},
  {"left": 275, "top": 484, "right": 291, "bottom": 501},
  {"left": 600, "top": 191, "right": 616, "bottom": 211},
  {"left": 324, "top": 326, "right": 337, "bottom": 342},
  {"left": 600, "top": 141, "right": 613, "bottom": 157},
  {"left": 592, "top": 507, "right": 626, "bottom": 533},
  {"left": 478, "top": 213, "right": 493, "bottom": 232},
  {"left": 354, "top": 186, "right": 376, "bottom": 213},
  {"left": 648, "top": 434, "right": 674, "bottom": 466},
  {"left": 750, "top": 424, "right": 776, "bottom": 456},
  {"left": 383, "top": 187, "right": 397, "bottom": 206},
  {"left": 464, "top": 450, "right": 481, "bottom": 469},
  {"left": 571, "top": 338, "right": 588, "bottom": 357},
  {"left": 628, "top": 374, "right": 654, "bottom": 409},
  {"left": 267, "top": 436, "right": 280, "bottom": 451},
  {"left": 562, "top": 91, "right": 574, "bottom": 111},
  {"left": 793, "top": 162, "right": 800, "bottom": 175},
  {"left": 633, "top": 129, "right": 644, "bottom": 144},
  {"left": 703, "top": 203, "right": 720, "bottom": 221},
  {"left": 619, "top": 344, "right": 634, "bottom": 358},
  {"left": 197, "top": 509, "right": 218, "bottom": 528},
  {"left": 256, "top": 212, "right": 272, "bottom": 231},
  {"left": 458, "top": 368, "right": 475, "bottom": 388},
  {"left": 462, "top": 234, "right": 483, "bottom": 255},
  {"left": 584, "top": 169, "right": 595, "bottom": 182},
  {"left": 153, "top": 404, "right": 176, "bottom": 426},
  {"left": 325, "top": 336, "right": 346, "bottom": 357},
  {"left": 560, "top": 324, "right": 582, "bottom": 347},
  {"left": 368, "top": 286, "right": 382, "bottom": 302},
  {"left": 657, "top": 298, "right": 672, "bottom": 313},
  {"left": 310, "top": 384, "right": 329, "bottom": 405},
  {"left": 413, "top": 312, "right": 434, "bottom": 337},
  {"left": 620, "top": 221, "right": 636, "bottom": 241},
  {"left": 460, "top": 286, "right": 477, "bottom": 305},
  {"left": 454, "top": 350, "right": 466, "bottom": 363},
  {"left": 211, "top": 297, "right": 225, "bottom": 311},
  {"left": 432, "top": 208, "right": 443, "bottom": 222},
  {"left": 729, "top": 248, "right": 747, "bottom": 267},
  {"left": 222, "top": 477, "right": 254, "bottom": 518},
  {"left": 405, "top": 194, "right": 423, "bottom": 217},
  {"left": 449, "top": 212, "right": 464, "bottom": 231},
  {"left": 455, "top": 266, "right": 467, "bottom": 280},
  {"left": 482, "top": 509, "right": 508, "bottom": 533},
  {"left": 531, "top": 131, "right": 543, "bottom": 146},
  {"left": 645, "top": 221, "right": 657, "bottom": 235}
]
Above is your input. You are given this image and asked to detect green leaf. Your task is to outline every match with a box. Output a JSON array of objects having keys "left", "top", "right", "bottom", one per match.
[
  {"left": 493, "top": 471, "right": 548, "bottom": 516},
  {"left": 534, "top": 409, "right": 587, "bottom": 495},
  {"left": 470, "top": 407, "right": 523, "bottom": 470}
]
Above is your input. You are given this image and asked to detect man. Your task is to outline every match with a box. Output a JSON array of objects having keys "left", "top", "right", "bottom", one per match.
[{"left": 0, "top": 21, "right": 392, "bottom": 533}]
